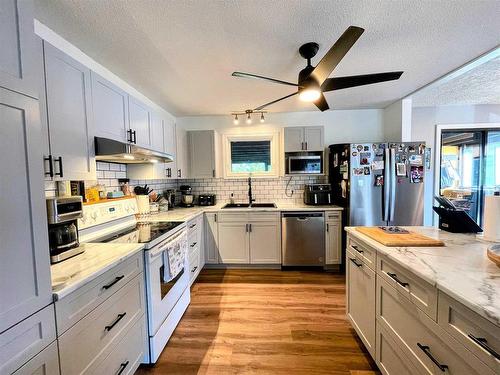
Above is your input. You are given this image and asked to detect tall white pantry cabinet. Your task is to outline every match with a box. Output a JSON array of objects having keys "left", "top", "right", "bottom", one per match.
[{"left": 0, "top": 0, "right": 57, "bottom": 374}]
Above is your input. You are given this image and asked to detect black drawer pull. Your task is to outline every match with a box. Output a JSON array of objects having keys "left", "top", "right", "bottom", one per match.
[
  {"left": 191, "top": 266, "right": 198, "bottom": 273},
  {"left": 189, "top": 224, "right": 196, "bottom": 229},
  {"left": 54, "top": 156, "right": 63, "bottom": 177},
  {"left": 349, "top": 258, "right": 362, "bottom": 267},
  {"left": 44, "top": 155, "right": 54, "bottom": 177},
  {"left": 387, "top": 272, "right": 409, "bottom": 287},
  {"left": 468, "top": 334, "right": 500, "bottom": 360},
  {"left": 351, "top": 245, "right": 363, "bottom": 253},
  {"left": 117, "top": 360, "right": 130, "bottom": 375},
  {"left": 105, "top": 313, "right": 126, "bottom": 332},
  {"left": 417, "top": 343, "right": 448, "bottom": 372},
  {"left": 102, "top": 275, "right": 125, "bottom": 290},
  {"left": 190, "top": 242, "right": 197, "bottom": 247}
]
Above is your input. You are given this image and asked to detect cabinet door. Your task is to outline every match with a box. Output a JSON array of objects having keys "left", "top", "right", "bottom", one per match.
[
  {"left": 218, "top": 222, "right": 249, "bottom": 263},
  {"left": 150, "top": 111, "right": 164, "bottom": 152},
  {"left": 325, "top": 221, "right": 341, "bottom": 264},
  {"left": 91, "top": 72, "right": 129, "bottom": 142},
  {"left": 284, "top": 127, "right": 304, "bottom": 152},
  {"left": 346, "top": 251, "right": 376, "bottom": 357},
  {"left": 0, "top": 0, "right": 39, "bottom": 98},
  {"left": 163, "top": 117, "right": 177, "bottom": 179},
  {"left": 12, "top": 341, "right": 60, "bottom": 375},
  {"left": 204, "top": 213, "right": 219, "bottom": 264},
  {"left": 249, "top": 222, "right": 281, "bottom": 264},
  {"left": 304, "top": 126, "right": 324, "bottom": 151},
  {"left": 176, "top": 126, "right": 189, "bottom": 178},
  {"left": 128, "top": 96, "right": 151, "bottom": 148},
  {"left": 189, "top": 130, "right": 215, "bottom": 178},
  {"left": 0, "top": 88, "right": 52, "bottom": 332},
  {"left": 43, "top": 42, "right": 95, "bottom": 181}
]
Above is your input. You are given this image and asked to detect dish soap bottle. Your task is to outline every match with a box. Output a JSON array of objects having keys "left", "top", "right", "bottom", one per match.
[{"left": 230, "top": 193, "right": 235, "bottom": 204}]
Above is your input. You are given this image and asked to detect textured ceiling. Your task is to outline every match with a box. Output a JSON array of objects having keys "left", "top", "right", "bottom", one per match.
[
  {"left": 412, "top": 56, "right": 500, "bottom": 107},
  {"left": 34, "top": 0, "right": 500, "bottom": 116}
]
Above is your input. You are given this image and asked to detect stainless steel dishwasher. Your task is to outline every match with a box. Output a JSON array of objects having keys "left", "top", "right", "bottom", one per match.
[{"left": 281, "top": 212, "right": 325, "bottom": 266}]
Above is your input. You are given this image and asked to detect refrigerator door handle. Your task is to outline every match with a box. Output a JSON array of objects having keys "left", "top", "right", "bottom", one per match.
[
  {"left": 382, "top": 147, "right": 391, "bottom": 222},
  {"left": 389, "top": 147, "right": 397, "bottom": 222}
]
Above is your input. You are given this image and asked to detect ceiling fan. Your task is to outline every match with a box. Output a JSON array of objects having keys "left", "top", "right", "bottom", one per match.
[{"left": 232, "top": 26, "right": 403, "bottom": 112}]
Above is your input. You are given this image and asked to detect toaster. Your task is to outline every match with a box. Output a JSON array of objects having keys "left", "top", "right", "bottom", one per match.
[{"left": 198, "top": 194, "right": 216, "bottom": 206}]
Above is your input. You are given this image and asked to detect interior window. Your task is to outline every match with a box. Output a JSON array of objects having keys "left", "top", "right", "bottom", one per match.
[{"left": 230, "top": 140, "right": 271, "bottom": 173}]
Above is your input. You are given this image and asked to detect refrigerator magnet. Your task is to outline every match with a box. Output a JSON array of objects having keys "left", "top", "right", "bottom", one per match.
[
  {"left": 363, "top": 166, "right": 371, "bottom": 175},
  {"left": 360, "top": 152, "right": 371, "bottom": 165},
  {"left": 408, "top": 145, "right": 416, "bottom": 152},
  {"left": 353, "top": 168, "right": 364, "bottom": 176},
  {"left": 357, "top": 144, "right": 363, "bottom": 151},
  {"left": 374, "top": 175, "right": 384, "bottom": 186},
  {"left": 364, "top": 146, "right": 369, "bottom": 151},
  {"left": 396, "top": 163, "right": 407, "bottom": 176},
  {"left": 409, "top": 154, "right": 423, "bottom": 166},
  {"left": 371, "top": 160, "right": 384, "bottom": 170},
  {"left": 410, "top": 166, "right": 424, "bottom": 183},
  {"left": 352, "top": 151, "right": 358, "bottom": 157}
]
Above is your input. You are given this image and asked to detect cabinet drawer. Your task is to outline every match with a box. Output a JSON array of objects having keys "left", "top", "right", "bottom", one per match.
[
  {"left": 377, "top": 276, "right": 495, "bottom": 375},
  {"left": 326, "top": 212, "right": 341, "bottom": 222},
  {"left": 59, "top": 273, "right": 145, "bottom": 375},
  {"left": 347, "top": 236, "right": 376, "bottom": 270},
  {"left": 55, "top": 251, "right": 143, "bottom": 334},
  {"left": 189, "top": 248, "right": 201, "bottom": 282},
  {"left": 438, "top": 291, "right": 500, "bottom": 372},
  {"left": 0, "top": 304, "right": 56, "bottom": 375},
  {"left": 376, "top": 322, "right": 420, "bottom": 375},
  {"left": 377, "top": 253, "right": 437, "bottom": 320},
  {"left": 12, "top": 341, "right": 59, "bottom": 375},
  {"left": 248, "top": 212, "right": 279, "bottom": 222},
  {"left": 218, "top": 212, "right": 248, "bottom": 223},
  {"left": 188, "top": 235, "right": 200, "bottom": 254},
  {"left": 89, "top": 316, "right": 146, "bottom": 375}
]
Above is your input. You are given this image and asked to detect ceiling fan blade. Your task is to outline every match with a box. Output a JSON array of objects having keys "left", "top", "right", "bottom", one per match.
[
  {"left": 322, "top": 71, "right": 404, "bottom": 92},
  {"left": 253, "top": 92, "right": 298, "bottom": 111},
  {"left": 314, "top": 93, "right": 329, "bottom": 112},
  {"left": 232, "top": 71, "right": 299, "bottom": 87},
  {"left": 309, "top": 26, "right": 364, "bottom": 85}
]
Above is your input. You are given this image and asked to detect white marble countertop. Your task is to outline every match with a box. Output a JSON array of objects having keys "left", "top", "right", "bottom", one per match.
[
  {"left": 146, "top": 202, "right": 343, "bottom": 222},
  {"left": 51, "top": 242, "right": 144, "bottom": 300},
  {"left": 345, "top": 226, "right": 500, "bottom": 326}
]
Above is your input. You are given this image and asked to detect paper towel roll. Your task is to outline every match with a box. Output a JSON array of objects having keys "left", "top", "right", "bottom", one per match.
[{"left": 483, "top": 194, "right": 500, "bottom": 242}]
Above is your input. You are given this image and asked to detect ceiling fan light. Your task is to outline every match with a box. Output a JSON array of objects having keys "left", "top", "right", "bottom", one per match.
[
  {"left": 260, "top": 113, "right": 265, "bottom": 123},
  {"left": 299, "top": 88, "right": 321, "bottom": 102},
  {"left": 233, "top": 114, "right": 239, "bottom": 125}
]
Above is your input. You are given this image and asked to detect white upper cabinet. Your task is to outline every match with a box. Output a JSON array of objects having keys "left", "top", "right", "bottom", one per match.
[
  {"left": 128, "top": 96, "right": 151, "bottom": 148},
  {"left": 150, "top": 111, "right": 164, "bottom": 152},
  {"left": 188, "top": 130, "right": 221, "bottom": 178},
  {"left": 91, "top": 72, "right": 129, "bottom": 142},
  {"left": 0, "top": 88, "right": 52, "bottom": 333},
  {"left": 163, "top": 116, "right": 177, "bottom": 179},
  {"left": 176, "top": 126, "right": 189, "bottom": 178},
  {"left": 41, "top": 42, "right": 95, "bottom": 181},
  {"left": 284, "top": 126, "right": 324, "bottom": 152},
  {"left": 0, "top": 0, "right": 39, "bottom": 98}
]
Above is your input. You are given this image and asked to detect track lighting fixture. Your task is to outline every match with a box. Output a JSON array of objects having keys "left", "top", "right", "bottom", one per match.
[
  {"left": 260, "top": 113, "right": 265, "bottom": 123},
  {"left": 233, "top": 114, "right": 239, "bottom": 125},
  {"left": 246, "top": 113, "right": 252, "bottom": 124},
  {"left": 230, "top": 110, "right": 267, "bottom": 125}
]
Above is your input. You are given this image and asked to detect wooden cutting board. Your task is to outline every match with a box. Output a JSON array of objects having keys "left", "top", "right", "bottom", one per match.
[{"left": 356, "top": 227, "right": 445, "bottom": 247}]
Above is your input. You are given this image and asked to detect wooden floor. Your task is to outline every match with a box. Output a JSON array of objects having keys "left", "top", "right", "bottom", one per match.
[{"left": 136, "top": 269, "right": 380, "bottom": 375}]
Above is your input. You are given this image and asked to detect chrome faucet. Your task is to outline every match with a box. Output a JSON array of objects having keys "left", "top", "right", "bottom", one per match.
[{"left": 248, "top": 176, "right": 255, "bottom": 206}]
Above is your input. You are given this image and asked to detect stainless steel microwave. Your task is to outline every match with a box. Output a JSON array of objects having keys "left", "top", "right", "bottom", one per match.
[{"left": 288, "top": 155, "right": 322, "bottom": 174}]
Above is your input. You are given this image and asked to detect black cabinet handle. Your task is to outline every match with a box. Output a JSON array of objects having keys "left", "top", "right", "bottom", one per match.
[
  {"left": 387, "top": 272, "right": 409, "bottom": 287},
  {"left": 54, "top": 156, "right": 63, "bottom": 177},
  {"left": 189, "top": 224, "right": 196, "bottom": 229},
  {"left": 351, "top": 245, "right": 363, "bottom": 253},
  {"left": 190, "top": 242, "right": 197, "bottom": 247},
  {"left": 468, "top": 334, "right": 500, "bottom": 360},
  {"left": 116, "top": 360, "right": 129, "bottom": 375},
  {"left": 102, "top": 275, "right": 125, "bottom": 290},
  {"left": 326, "top": 223, "right": 329, "bottom": 232},
  {"left": 177, "top": 169, "right": 182, "bottom": 178},
  {"left": 191, "top": 266, "right": 198, "bottom": 273},
  {"left": 417, "top": 343, "right": 448, "bottom": 372},
  {"left": 305, "top": 141, "right": 308, "bottom": 150},
  {"left": 349, "top": 258, "right": 362, "bottom": 267},
  {"left": 166, "top": 168, "right": 171, "bottom": 178},
  {"left": 127, "top": 129, "right": 133, "bottom": 143},
  {"left": 132, "top": 130, "right": 137, "bottom": 144},
  {"left": 105, "top": 312, "right": 126, "bottom": 332},
  {"left": 44, "top": 155, "right": 54, "bottom": 178}
]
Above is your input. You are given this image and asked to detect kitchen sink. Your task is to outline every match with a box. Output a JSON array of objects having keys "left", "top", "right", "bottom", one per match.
[{"left": 221, "top": 202, "right": 277, "bottom": 209}]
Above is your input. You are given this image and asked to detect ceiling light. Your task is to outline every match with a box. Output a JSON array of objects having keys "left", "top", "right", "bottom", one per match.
[
  {"left": 246, "top": 113, "right": 252, "bottom": 124},
  {"left": 233, "top": 114, "right": 239, "bottom": 125},
  {"left": 123, "top": 154, "right": 135, "bottom": 160},
  {"left": 260, "top": 113, "right": 265, "bottom": 123},
  {"left": 299, "top": 88, "right": 321, "bottom": 102},
  {"left": 150, "top": 159, "right": 158, "bottom": 163}
]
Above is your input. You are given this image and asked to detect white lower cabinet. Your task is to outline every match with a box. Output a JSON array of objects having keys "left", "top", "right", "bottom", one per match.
[
  {"left": 187, "top": 214, "right": 204, "bottom": 284},
  {"left": 218, "top": 222, "right": 250, "bottom": 263},
  {"left": 204, "top": 213, "right": 219, "bottom": 264},
  {"left": 248, "top": 221, "right": 281, "bottom": 264},
  {"left": 325, "top": 213, "right": 341, "bottom": 265},
  {"left": 12, "top": 341, "right": 59, "bottom": 375},
  {"left": 346, "top": 249, "right": 376, "bottom": 357}
]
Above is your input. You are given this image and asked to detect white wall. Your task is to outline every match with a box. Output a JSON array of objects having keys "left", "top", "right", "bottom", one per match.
[
  {"left": 177, "top": 109, "right": 384, "bottom": 146},
  {"left": 382, "top": 98, "right": 412, "bottom": 141},
  {"left": 411, "top": 104, "right": 500, "bottom": 225}
]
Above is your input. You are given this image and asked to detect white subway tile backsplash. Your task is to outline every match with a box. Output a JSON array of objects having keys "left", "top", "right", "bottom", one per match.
[{"left": 109, "top": 163, "right": 121, "bottom": 171}]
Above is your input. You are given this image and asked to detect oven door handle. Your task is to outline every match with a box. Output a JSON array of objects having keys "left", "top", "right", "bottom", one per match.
[{"left": 149, "top": 230, "right": 186, "bottom": 258}]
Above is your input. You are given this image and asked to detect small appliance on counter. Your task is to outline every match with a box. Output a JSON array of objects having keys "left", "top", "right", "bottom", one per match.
[
  {"left": 433, "top": 196, "right": 483, "bottom": 233},
  {"left": 46, "top": 196, "right": 84, "bottom": 263},
  {"left": 198, "top": 194, "right": 216, "bottom": 206},
  {"left": 179, "top": 185, "right": 194, "bottom": 207},
  {"left": 304, "top": 184, "right": 333, "bottom": 205}
]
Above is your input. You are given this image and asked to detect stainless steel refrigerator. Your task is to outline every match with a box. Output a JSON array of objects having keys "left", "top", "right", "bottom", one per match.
[{"left": 329, "top": 142, "right": 426, "bottom": 227}]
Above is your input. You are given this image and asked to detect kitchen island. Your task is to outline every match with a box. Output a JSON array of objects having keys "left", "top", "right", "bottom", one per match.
[{"left": 345, "top": 226, "right": 499, "bottom": 375}]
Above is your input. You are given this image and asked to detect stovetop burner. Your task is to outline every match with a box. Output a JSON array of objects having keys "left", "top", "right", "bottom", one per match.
[{"left": 100, "top": 221, "right": 184, "bottom": 245}]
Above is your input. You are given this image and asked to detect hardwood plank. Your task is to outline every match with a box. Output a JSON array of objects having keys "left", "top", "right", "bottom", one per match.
[{"left": 136, "top": 269, "right": 379, "bottom": 375}]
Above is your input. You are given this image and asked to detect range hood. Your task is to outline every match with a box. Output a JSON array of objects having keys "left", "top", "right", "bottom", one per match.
[{"left": 94, "top": 137, "right": 174, "bottom": 164}]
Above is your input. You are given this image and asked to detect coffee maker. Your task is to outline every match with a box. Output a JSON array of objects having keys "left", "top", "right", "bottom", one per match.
[
  {"left": 46, "top": 196, "right": 84, "bottom": 263},
  {"left": 179, "top": 185, "right": 194, "bottom": 207}
]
